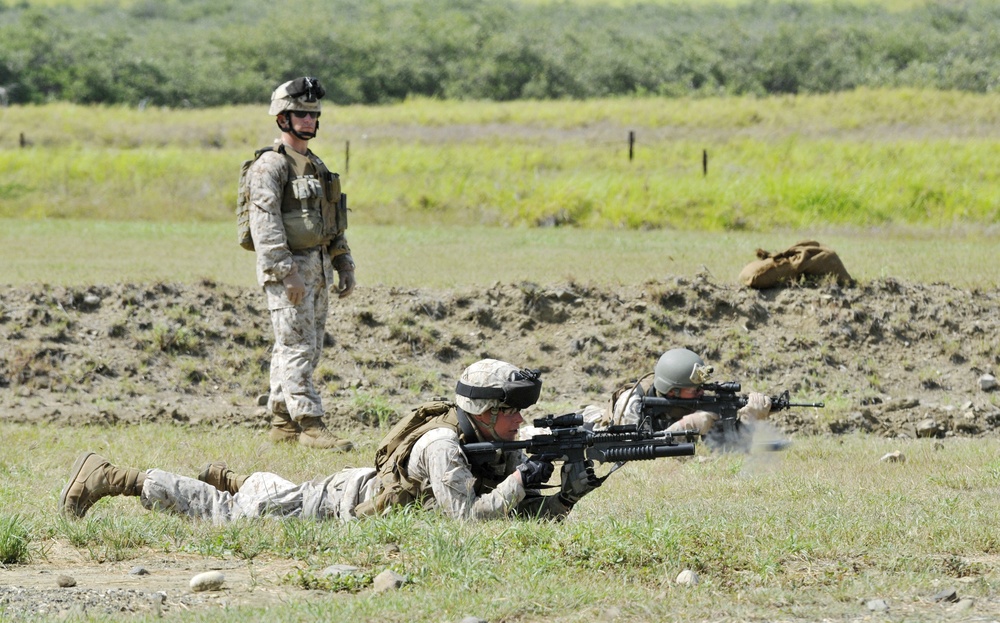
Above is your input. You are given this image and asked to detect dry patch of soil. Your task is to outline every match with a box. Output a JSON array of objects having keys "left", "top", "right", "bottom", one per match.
[{"left": 2, "top": 277, "right": 997, "bottom": 438}]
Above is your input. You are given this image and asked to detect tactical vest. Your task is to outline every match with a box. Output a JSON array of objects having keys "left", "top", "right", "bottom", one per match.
[
  {"left": 237, "top": 144, "right": 347, "bottom": 252},
  {"left": 354, "top": 401, "right": 508, "bottom": 517}
]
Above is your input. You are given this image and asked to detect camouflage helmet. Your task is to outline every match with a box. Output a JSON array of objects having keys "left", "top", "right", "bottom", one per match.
[
  {"left": 268, "top": 76, "right": 325, "bottom": 116},
  {"left": 653, "top": 348, "right": 713, "bottom": 394},
  {"left": 455, "top": 359, "right": 542, "bottom": 414}
]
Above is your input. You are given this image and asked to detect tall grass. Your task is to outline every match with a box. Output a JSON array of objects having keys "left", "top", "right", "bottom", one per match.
[{"left": 3, "top": 90, "right": 1000, "bottom": 231}]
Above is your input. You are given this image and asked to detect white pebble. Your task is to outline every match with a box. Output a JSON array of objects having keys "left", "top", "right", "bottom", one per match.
[{"left": 189, "top": 571, "right": 225, "bottom": 592}]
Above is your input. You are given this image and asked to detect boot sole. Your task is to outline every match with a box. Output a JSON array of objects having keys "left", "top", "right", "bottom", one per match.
[{"left": 59, "top": 451, "right": 96, "bottom": 518}]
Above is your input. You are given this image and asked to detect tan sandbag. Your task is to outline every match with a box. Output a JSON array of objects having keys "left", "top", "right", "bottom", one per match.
[
  {"left": 738, "top": 257, "right": 797, "bottom": 288},
  {"left": 739, "top": 240, "right": 852, "bottom": 288}
]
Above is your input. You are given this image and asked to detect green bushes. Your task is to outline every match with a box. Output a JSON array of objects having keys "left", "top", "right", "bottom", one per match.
[{"left": 3, "top": 0, "right": 1000, "bottom": 107}]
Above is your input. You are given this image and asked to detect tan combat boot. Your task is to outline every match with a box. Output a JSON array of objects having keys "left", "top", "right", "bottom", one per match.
[
  {"left": 59, "top": 452, "right": 145, "bottom": 519},
  {"left": 298, "top": 416, "right": 354, "bottom": 451},
  {"left": 197, "top": 462, "right": 247, "bottom": 495},
  {"left": 268, "top": 411, "right": 302, "bottom": 443}
]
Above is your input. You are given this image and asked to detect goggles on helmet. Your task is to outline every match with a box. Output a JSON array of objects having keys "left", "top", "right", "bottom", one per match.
[
  {"left": 286, "top": 76, "right": 325, "bottom": 103},
  {"left": 455, "top": 368, "right": 542, "bottom": 410}
]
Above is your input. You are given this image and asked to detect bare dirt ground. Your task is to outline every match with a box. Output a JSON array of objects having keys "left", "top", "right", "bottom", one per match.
[
  {"left": 1, "top": 276, "right": 999, "bottom": 618},
  {"left": 2, "top": 276, "right": 998, "bottom": 438}
]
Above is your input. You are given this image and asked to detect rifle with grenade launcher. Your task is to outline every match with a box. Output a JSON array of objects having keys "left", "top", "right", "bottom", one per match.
[{"left": 463, "top": 413, "right": 697, "bottom": 482}]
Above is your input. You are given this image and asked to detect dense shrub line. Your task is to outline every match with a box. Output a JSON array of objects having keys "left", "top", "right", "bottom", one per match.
[{"left": 1, "top": 0, "right": 999, "bottom": 107}]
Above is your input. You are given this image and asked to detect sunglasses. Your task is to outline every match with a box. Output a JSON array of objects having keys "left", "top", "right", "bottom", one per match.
[{"left": 291, "top": 111, "right": 321, "bottom": 119}]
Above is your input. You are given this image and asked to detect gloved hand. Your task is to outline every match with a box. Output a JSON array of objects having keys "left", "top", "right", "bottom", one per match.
[
  {"left": 559, "top": 459, "right": 601, "bottom": 506},
  {"left": 333, "top": 253, "right": 356, "bottom": 299},
  {"left": 516, "top": 455, "right": 555, "bottom": 488},
  {"left": 738, "top": 392, "right": 772, "bottom": 423},
  {"left": 283, "top": 265, "right": 306, "bottom": 306},
  {"left": 336, "top": 270, "right": 356, "bottom": 299},
  {"left": 664, "top": 410, "right": 719, "bottom": 435}
]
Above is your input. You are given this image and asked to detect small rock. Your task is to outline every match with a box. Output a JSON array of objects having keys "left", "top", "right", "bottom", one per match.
[
  {"left": 931, "top": 587, "right": 958, "bottom": 603},
  {"left": 129, "top": 566, "right": 149, "bottom": 576},
  {"left": 953, "top": 598, "right": 975, "bottom": 611},
  {"left": 83, "top": 293, "right": 102, "bottom": 306},
  {"left": 980, "top": 374, "right": 997, "bottom": 392},
  {"left": 321, "top": 564, "right": 362, "bottom": 578},
  {"left": 866, "top": 598, "right": 889, "bottom": 612},
  {"left": 372, "top": 569, "right": 407, "bottom": 593},
  {"left": 915, "top": 418, "right": 939, "bottom": 438},
  {"left": 675, "top": 569, "right": 699, "bottom": 586},
  {"left": 56, "top": 575, "right": 76, "bottom": 588},
  {"left": 255, "top": 394, "right": 268, "bottom": 406},
  {"left": 189, "top": 570, "right": 225, "bottom": 592},
  {"left": 879, "top": 451, "right": 905, "bottom": 463},
  {"left": 460, "top": 618, "right": 488, "bottom": 623}
]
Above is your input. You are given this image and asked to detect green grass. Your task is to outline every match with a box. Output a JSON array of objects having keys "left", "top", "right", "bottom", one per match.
[
  {"left": 2, "top": 219, "right": 997, "bottom": 288},
  {"left": 18, "top": 0, "right": 943, "bottom": 11},
  {"left": 5, "top": 422, "right": 1000, "bottom": 621},
  {"left": 3, "top": 90, "right": 1000, "bottom": 231}
]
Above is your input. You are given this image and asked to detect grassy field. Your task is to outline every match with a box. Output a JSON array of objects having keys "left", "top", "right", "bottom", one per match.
[
  {"left": 19, "top": 0, "right": 940, "bottom": 10},
  {"left": 2, "top": 86, "right": 999, "bottom": 620},
  {"left": 3, "top": 90, "right": 1000, "bottom": 231},
  {"left": 3, "top": 423, "right": 999, "bottom": 621},
  {"left": 2, "top": 219, "right": 998, "bottom": 289}
]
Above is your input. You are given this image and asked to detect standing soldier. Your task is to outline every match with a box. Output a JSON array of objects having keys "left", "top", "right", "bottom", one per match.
[{"left": 247, "top": 77, "right": 355, "bottom": 451}]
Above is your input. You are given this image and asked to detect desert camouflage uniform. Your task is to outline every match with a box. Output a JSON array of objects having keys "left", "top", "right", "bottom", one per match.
[
  {"left": 139, "top": 428, "right": 569, "bottom": 523},
  {"left": 581, "top": 373, "right": 769, "bottom": 434},
  {"left": 248, "top": 145, "right": 349, "bottom": 421},
  {"left": 581, "top": 374, "right": 678, "bottom": 429}
]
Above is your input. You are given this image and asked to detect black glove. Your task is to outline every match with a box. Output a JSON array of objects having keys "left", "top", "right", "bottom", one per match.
[
  {"left": 559, "top": 459, "right": 601, "bottom": 506},
  {"left": 516, "top": 455, "right": 555, "bottom": 488}
]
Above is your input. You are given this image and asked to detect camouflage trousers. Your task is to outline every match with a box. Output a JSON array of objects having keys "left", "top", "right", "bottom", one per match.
[
  {"left": 140, "top": 467, "right": 379, "bottom": 524},
  {"left": 264, "top": 248, "right": 331, "bottom": 420}
]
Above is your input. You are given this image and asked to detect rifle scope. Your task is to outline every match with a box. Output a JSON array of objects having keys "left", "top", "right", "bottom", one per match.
[
  {"left": 702, "top": 381, "right": 741, "bottom": 393},
  {"left": 533, "top": 413, "right": 583, "bottom": 429}
]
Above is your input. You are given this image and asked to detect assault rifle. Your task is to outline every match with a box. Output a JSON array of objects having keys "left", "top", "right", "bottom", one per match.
[
  {"left": 639, "top": 382, "right": 824, "bottom": 451},
  {"left": 463, "top": 413, "right": 696, "bottom": 481}
]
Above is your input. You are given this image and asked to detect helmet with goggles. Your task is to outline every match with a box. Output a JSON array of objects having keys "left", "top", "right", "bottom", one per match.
[
  {"left": 653, "top": 348, "right": 714, "bottom": 394},
  {"left": 268, "top": 76, "right": 325, "bottom": 116},
  {"left": 455, "top": 359, "right": 542, "bottom": 415}
]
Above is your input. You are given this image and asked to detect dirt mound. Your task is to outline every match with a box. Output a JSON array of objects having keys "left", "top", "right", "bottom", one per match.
[{"left": 1, "top": 277, "right": 998, "bottom": 439}]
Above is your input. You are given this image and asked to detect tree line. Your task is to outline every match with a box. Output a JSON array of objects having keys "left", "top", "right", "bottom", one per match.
[{"left": 1, "top": 0, "right": 998, "bottom": 107}]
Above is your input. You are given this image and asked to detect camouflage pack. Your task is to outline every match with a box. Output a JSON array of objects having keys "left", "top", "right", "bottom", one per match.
[{"left": 235, "top": 146, "right": 279, "bottom": 251}]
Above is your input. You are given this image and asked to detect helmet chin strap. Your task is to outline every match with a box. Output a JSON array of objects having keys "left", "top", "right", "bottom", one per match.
[
  {"left": 277, "top": 112, "right": 318, "bottom": 140},
  {"left": 473, "top": 410, "right": 502, "bottom": 441}
]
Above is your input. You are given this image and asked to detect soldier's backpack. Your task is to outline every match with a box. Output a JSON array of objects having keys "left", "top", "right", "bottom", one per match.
[
  {"left": 236, "top": 146, "right": 279, "bottom": 251},
  {"left": 354, "top": 400, "right": 458, "bottom": 517}
]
